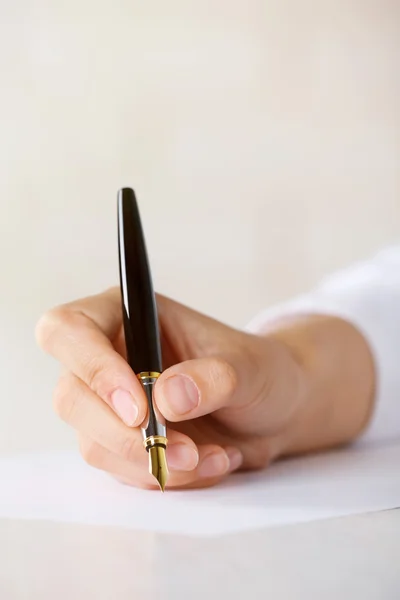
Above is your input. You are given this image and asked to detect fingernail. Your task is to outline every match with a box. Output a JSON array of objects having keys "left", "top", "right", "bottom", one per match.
[
  {"left": 111, "top": 389, "right": 139, "bottom": 426},
  {"left": 161, "top": 375, "right": 200, "bottom": 415},
  {"left": 198, "top": 452, "right": 230, "bottom": 478},
  {"left": 167, "top": 444, "right": 199, "bottom": 472},
  {"left": 225, "top": 447, "right": 243, "bottom": 472}
]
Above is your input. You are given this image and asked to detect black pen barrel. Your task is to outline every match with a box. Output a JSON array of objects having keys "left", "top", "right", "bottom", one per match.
[{"left": 117, "top": 188, "right": 162, "bottom": 375}]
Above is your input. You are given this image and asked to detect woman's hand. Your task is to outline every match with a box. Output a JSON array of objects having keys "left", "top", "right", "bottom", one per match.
[{"left": 35, "top": 288, "right": 375, "bottom": 489}]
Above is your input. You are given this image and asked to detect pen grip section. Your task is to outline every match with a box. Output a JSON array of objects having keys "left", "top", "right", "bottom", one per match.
[{"left": 137, "top": 372, "right": 167, "bottom": 444}]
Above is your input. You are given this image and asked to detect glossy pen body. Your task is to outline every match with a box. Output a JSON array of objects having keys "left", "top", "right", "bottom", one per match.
[{"left": 117, "top": 188, "right": 168, "bottom": 491}]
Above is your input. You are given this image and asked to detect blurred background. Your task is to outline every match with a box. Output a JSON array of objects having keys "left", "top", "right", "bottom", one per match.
[{"left": 0, "top": 1, "right": 399, "bottom": 455}]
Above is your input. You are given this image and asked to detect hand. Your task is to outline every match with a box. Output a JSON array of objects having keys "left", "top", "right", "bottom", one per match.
[{"left": 36, "top": 288, "right": 374, "bottom": 489}]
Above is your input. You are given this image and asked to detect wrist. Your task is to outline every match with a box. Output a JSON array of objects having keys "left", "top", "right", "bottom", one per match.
[{"left": 264, "top": 314, "right": 376, "bottom": 457}]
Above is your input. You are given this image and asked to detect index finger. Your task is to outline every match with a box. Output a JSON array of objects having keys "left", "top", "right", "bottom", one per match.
[{"left": 35, "top": 287, "right": 147, "bottom": 427}]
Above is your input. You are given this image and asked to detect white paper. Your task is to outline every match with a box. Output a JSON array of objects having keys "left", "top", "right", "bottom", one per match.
[{"left": 0, "top": 441, "right": 399, "bottom": 537}]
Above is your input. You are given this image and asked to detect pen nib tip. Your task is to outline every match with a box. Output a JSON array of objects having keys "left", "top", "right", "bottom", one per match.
[{"left": 149, "top": 446, "right": 168, "bottom": 492}]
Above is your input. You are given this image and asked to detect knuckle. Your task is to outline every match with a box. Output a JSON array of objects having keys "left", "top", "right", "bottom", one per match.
[
  {"left": 35, "top": 306, "right": 72, "bottom": 352},
  {"left": 84, "top": 358, "right": 117, "bottom": 399},
  {"left": 52, "top": 376, "right": 77, "bottom": 422},
  {"left": 85, "top": 357, "right": 106, "bottom": 393},
  {"left": 210, "top": 357, "right": 238, "bottom": 399},
  {"left": 117, "top": 434, "right": 139, "bottom": 463},
  {"left": 80, "top": 439, "right": 102, "bottom": 468}
]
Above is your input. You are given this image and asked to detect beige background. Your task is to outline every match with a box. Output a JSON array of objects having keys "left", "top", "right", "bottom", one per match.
[{"left": 0, "top": 1, "right": 399, "bottom": 454}]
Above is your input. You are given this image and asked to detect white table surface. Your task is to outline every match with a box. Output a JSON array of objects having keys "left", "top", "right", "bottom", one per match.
[{"left": 1, "top": 510, "right": 399, "bottom": 600}]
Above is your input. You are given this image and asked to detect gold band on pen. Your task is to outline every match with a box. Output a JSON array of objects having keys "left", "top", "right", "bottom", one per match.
[
  {"left": 143, "top": 435, "right": 168, "bottom": 451},
  {"left": 137, "top": 371, "right": 167, "bottom": 454},
  {"left": 137, "top": 371, "right": 161, "bottom": 381}
]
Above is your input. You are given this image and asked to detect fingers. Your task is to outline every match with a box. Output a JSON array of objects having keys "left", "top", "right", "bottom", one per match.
[
  {"left": 154, "top": 336, "right": 298, "bottom": 439},
  {"left": 54, "top": 370, "right": 243, "bottom": 489},
  {"left": 155, "top": 356, "right": 243, "bottom": 422},
  {"left": 78, "top": 434, "right": 242, "bottom": 490},
  {"left": 53, "top": 372, "right": 199, "bottom": 470},
  {"left": 36, "top": 288, "right": 147, "bottom": 427}
]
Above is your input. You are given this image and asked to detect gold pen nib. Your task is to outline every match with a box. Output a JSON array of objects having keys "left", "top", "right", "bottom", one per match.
[{"left": 149, "top": 445, "right": 168, "bottom": 492}]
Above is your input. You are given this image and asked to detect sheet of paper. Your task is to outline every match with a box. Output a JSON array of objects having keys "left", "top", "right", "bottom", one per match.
[{"left": 1, "top": 441, "right": 399, "bottom": 537}]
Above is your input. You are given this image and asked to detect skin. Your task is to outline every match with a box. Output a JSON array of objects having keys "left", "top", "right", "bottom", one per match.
[{"left": 35, "top": 288, "right": 375, "bottom": 489}]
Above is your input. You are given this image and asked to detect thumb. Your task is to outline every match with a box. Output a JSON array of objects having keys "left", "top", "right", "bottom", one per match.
[
  {"left": 154, "top": 333, "right": 270, "bottom": 424},
  {"left": 155, "top": 332, "right": 308, "bottom": 437}
]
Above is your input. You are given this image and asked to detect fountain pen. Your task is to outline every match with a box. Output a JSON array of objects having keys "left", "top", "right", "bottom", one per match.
[{"left": 117, "top": 188, "right": 168, "bottom": 492}]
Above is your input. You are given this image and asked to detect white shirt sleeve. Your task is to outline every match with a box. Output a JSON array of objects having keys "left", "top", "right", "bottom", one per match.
[{"left": 246, "top": 247, "right": 400, "bottom": 444}]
